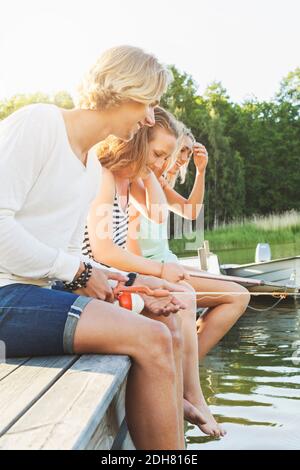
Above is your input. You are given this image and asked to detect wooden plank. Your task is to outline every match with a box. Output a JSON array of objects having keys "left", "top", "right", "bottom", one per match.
[
  {"left": 74, "top": 356, "right": 131, "bottom": 449},
  {"left": 0, "top": 354, "right": 132, "bottom": 450},
  {"left": 85, "top": 380, "right": 135, "bottom": 450},
  {"left": 86, "top": 379, "right": 135, "bottom": 450},
  {"left": 0, "top": 358, "right": 30, "bottom": 381},
  {"left": 0, "top": 355, "right": 77, "bottom": 437}
]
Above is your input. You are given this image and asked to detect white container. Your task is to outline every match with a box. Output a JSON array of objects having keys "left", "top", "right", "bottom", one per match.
[{"left": 255, "top": 243, "right": 271, "bottom": 263}]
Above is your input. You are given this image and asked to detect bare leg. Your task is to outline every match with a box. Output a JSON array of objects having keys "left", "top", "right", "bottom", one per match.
[
  {"left": 186, "top": 276, "right": 250, "bottom": 359},
  {"left": 175, "top": 282, "right": 225, "bottom": 437},
  {"left": 142, "top": 312, "right": 185, "bottom": 448},
  {"left": 144, "top": 296, "right": 212, "bottom": 439},
  {"left": 73, "top": 299, "right": 183, "bottom": 450},
  {"left": 176, "top": 275, "right": 250, "bottom": 436},
  {"left": 134, "top": 276, "right": 212, "bottom": 439}
]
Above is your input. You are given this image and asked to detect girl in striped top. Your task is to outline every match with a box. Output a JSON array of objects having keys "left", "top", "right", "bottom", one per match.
[
  {"left": 82, "top": 186, "right": 130, "bottom": 259},
  {"left": 82, "top": 107, "right": 187, "bottom": 280},
  {"left": 82, "top": 107, "right": 227, "bottom": 438}
]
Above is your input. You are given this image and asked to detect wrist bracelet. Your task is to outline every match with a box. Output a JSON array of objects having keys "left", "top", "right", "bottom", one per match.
[
  {"left": 125, "top": 272, "right": 137, "bottom": 287},
  {"left": 63, "top": 262, "right": 93, "bottom": 291}
]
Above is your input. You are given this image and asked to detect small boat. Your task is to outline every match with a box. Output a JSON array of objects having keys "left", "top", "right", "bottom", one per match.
[
  {"left": 179, "top": 242, "right": 300, "bottom": 296},
  {"left": 221, "top": 241, "right": 300, "bottom": 289},
  {"left": 221, "top": 256, "right": 300, "bottom": 286}
]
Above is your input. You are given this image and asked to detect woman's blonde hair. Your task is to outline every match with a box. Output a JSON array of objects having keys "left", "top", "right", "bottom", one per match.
[
  {"left": 166, "top": 122, "right": 195, "bottom": 188},
  {"left": 77, "top": 45, "right": 172, "bottom": 110},
  {"left": 148, "top": 106, "right": 179, "bottom": 143},
  {"left": 97, "top": 130, "right": 149, "bottom": 178},
  {"left": 97, "top": 107, "right": 179, "bottom": 178}
]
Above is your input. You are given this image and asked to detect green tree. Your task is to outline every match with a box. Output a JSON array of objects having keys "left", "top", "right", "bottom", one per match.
[
  {"left": 276, "top": 67, "right": 300, "bottom": 107},
  {"left": 0, "top": 91, "right": 74, "bottom": 120},
  {"left": 1, "top": 66, "right": 299, "bottom": 229}
]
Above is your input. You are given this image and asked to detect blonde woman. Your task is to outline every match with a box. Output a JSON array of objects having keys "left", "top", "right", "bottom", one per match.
[
  {"left": 126, "top": 123, "right": 250, "bottom": 435},
  {"left": 83, "top": 107, "right": 225, "bottom": 438},
  {"left": 133, "top": 123, "right": 250, "bottom": 364},
  {"left": 0, "top": 46, "right": 189, "bottom": 450}
]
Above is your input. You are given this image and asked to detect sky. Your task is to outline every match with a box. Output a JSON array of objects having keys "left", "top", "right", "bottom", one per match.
[{"left": 0, "top": 0, "right": 299, "bottom": 103}]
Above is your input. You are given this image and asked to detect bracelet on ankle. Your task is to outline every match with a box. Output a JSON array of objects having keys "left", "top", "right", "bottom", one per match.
[{"left": 63, "top": 262, "right": 93, "bottom": 291}]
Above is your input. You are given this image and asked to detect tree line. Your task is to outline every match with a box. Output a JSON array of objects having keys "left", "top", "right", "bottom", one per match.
[{"left": 1, "top": 67, "right": 299, "bottom": 229}]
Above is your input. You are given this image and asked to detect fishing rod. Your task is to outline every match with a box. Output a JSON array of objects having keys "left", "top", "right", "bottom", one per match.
[
  {"left": 116, "top": 285, "right": 299, "bottom": 298},
  {"left": 185, "top": 270, "right": 299, "bottom": 291},
  {"left": 186, "top": 270, "right": 265, "bottom": 286},
  {"left": 113, "top": 284, "right": 299, "bottom": 314}
]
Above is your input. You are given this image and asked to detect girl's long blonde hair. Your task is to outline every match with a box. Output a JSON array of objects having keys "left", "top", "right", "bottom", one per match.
[
  {"left": 77, "top": 46, "right": 172, "bottom": 110},
  {"left": 97, "top": 107, "right": 179, "bottom": 178},
  {"left": 166, "top": 122, "right": 195, "bottom": 188}
]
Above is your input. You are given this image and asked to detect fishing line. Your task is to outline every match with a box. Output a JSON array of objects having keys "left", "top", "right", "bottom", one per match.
[
  {"left": 171, "top": 290, "right": 299, "bottom": 312},
  {"left": 170, "top": 291, "right": 298, "bottom": 297},
  {"left": 246, "top": 298, "right": 286, "bottom": 312}
]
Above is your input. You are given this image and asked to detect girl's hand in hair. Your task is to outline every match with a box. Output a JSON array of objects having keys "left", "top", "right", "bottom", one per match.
[
  {"left": 160, "top": 262, "right": 190, "bottom": 283},
  {"left": 193, "top": 143, "right": 208, "bottom": 173}
]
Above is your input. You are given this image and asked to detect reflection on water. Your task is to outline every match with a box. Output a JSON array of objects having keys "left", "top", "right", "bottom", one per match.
[
  {"left": 216, "top": 241, "right": 300, "bottom": 266},
  {"left": 185, "top": 299, "right": 300, "bottom": 450}
]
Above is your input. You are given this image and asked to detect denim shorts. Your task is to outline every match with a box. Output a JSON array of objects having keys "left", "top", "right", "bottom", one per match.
[{"left": 0, "top": 283, "right": 93, "bottom": 358}]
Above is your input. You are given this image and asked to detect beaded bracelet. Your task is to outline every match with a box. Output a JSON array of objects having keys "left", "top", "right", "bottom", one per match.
[{"left": 63, "top": 262, "right": 93, "bottom": 291}]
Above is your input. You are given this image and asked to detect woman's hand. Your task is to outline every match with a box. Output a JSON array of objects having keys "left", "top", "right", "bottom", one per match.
[
  {"left": 161, "top": 262, "right": 190, "bottom": 283},
  {"left": 133, "top": 274, "right": 187, "bottom": 316},
  {"left": 193, "top": 143, "right": 208, "bottom": 173}
]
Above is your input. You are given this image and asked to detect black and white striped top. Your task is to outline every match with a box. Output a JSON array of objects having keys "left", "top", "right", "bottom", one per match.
[{"left": 82, "top": 191, "right": 130, "bottom": 261}]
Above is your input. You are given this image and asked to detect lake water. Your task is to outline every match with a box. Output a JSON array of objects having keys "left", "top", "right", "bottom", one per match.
[
  {"left": 185, "top": 243, "right": 300, "bottom": 450},
  {"left": 216, "top": 241, "right": 300, "bottom": 266}
]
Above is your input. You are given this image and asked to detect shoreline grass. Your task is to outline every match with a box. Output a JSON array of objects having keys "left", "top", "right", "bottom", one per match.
[{"left": 169, "top": 211, "right": 300, "bottom": 255}]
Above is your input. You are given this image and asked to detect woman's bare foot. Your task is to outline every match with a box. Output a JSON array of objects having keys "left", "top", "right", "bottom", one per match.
[
  {"left": 185, "top": 397, "right": 226, "bottom": 438},
  {"left": 197, "top": 399, "right": 226, "bottom": 437},
  {"left": 184, "top": 398, "right": 206, "bottom": 425}
]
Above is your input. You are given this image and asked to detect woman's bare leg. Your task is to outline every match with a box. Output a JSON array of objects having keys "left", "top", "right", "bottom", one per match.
[
  {"left": 73, "top": 299, "right": 182, "bottom": 450},
  {"left": 142, "top": 282, "right": 214, "bottom": 440},
  {"left": 174, "top": 282, "right": 224, "bottom": 437},
  {"left": 174, "top": 275, "right": 249, "bottom": 437},
  {"left": 175, "top": 283, "right": 200, "bottom": 407},
  {"left": 142, "top": 312, "right": 185, "bottom": 447},
  {"left": 186, "top": 276, "right": 250, "bottom": 360}
]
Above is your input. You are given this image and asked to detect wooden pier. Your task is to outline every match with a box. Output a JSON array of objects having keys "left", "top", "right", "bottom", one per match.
[{"left": 0, "top": 354, "right": 135, "bottom": 449}]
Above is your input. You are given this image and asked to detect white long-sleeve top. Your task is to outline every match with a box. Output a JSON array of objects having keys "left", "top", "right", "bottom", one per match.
[{"left": 0, "top": 103, "right": 101, "bottom": 287}]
